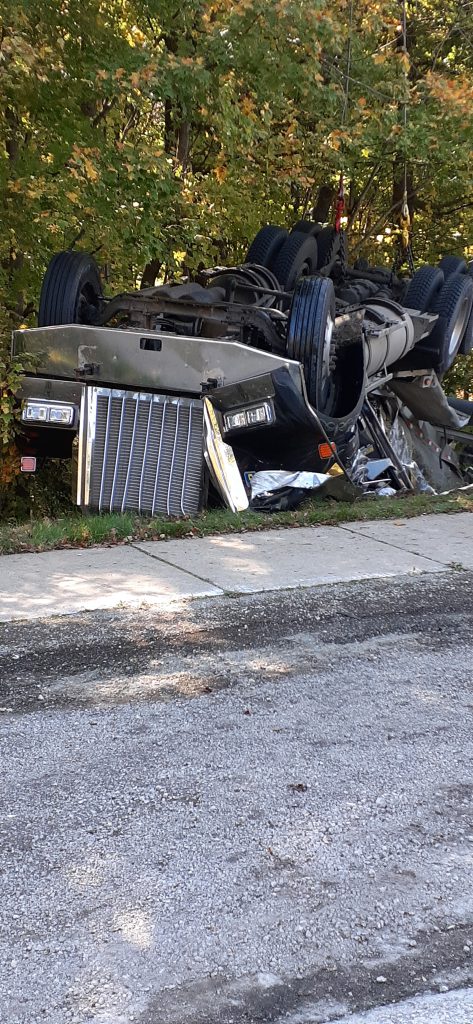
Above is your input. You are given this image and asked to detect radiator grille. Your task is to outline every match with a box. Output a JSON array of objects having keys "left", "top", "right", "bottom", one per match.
[{"left": 80, "top": 388, "right": 205, "bottom": 516}]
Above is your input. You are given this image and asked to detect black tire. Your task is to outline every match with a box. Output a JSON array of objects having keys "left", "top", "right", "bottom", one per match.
[
  {"left": 38, "top": 251, "right": 102, "bottom": 327},
  {"left": 396, "top": 274, "right": 473, "bottom": 375},
  {"left": 438, "top": 255, "right": 468, "bottom": 279},
  {"left": 348, "top": 283, "right": 367, "bottom": 303},
  {"left": 372, "top": 265, "right": 391, "bottom": 276},
  {"left": 363, "top": 280, "right": 379, "bottom": 296},
  {"left": 459, "top": 305, "right": 473, "bottom": 356},
  {"left": 352, "top": 280, "right": 379, "bottom": 301},
  {"left": 402, "top": 265, "right": 444, "bottom": 312},
  {"left": 316, "top": 227, "right": 340, "bottom": 270},
  {"left": 432, "top": 273, "right": 473, "bottom": 367},
  {"left": 286, "top": 276, "right": 336, "bottom": 408},
  {"left": 291, "top": 220, "right": 322, "bottom": 237},
  {"left": 337, "top": 286, "right": 360, "bottom": 304},
  {"left": 270, "top": 232, "right": 318, "bottom": 291},
  {"left": 246, "top": 226, "right": 288, "bottom": 267}
]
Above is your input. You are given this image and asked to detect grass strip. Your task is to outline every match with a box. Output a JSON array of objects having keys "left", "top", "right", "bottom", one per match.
[{"left": 0, "top": 490, "right": 471, "bottom": 556}]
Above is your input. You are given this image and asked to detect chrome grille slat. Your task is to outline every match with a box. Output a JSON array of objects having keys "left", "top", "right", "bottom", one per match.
[
  {"left": 98, "top": 393, "right": 113, "bottom": 512},
  {"left": 166, "top": 401, "right": 181, "bottom": 516},
  {"left": 180, "top": 405, "right": 193, "bottom": 516},
  {"left": 80, "top": 388, "right": 204, "bottom": 517},
  {"left": 138, "top": 399, "right": 153, "bottom": 514},
  {"left": 110, "top": 397, "right": 126, "bottom": 511},
  {"left": 121, "top": 398, "right": 140, "bottom": 513},
  {"left": 151, "top": 403, "right": 168, "bottom": 517}
]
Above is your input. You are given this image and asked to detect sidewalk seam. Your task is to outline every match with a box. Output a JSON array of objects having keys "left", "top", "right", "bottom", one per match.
[
  {"left": 336, "top": 524, "right": 449, "bottom": 567},
  {"left": 130, "top": 542, "right": 224, "bottom": 592}
]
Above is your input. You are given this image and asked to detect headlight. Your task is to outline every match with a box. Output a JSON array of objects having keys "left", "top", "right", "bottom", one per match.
[
  {"left": 48, "top": 406, "right": 75, "bottom": 425},
  {"left": 224, "top": 411, "right": 247, "bottom": 431},
  {"left": 24, "top": 403, "right": 48, "bottom": 422},
  {"left": 223, "top": 402, "right": 273, "bottom": 433},
  {"left": 22, "top": 400, "right": 76, "bottom": 427}
]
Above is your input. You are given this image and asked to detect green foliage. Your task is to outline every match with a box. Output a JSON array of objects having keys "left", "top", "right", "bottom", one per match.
[{"left": 0, "top": 0, "right": 469, "bottom": 300}]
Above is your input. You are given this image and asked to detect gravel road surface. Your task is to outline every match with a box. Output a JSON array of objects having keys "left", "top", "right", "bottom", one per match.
[{"left": 1, "top": 570, "right": 472, "bottom": 1023}]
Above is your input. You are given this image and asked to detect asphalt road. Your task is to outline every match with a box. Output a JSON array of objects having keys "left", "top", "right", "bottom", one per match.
[{"left": 1, "top": 570, "right": 473, "bottom": 1024}]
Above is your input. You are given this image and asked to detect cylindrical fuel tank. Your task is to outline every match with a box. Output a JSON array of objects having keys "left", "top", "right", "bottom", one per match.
[{"left": 363, "top": 299, "right": 415, "bottom": 377}]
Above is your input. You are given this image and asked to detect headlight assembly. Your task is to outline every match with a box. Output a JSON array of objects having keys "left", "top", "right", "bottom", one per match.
[{"left": 223, "top": 402, "right": 273, "bottom": 433}]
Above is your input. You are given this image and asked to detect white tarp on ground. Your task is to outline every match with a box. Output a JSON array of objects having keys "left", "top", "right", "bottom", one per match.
[{"left": 249, "top": 471, "right": 331, "bottom": 499}]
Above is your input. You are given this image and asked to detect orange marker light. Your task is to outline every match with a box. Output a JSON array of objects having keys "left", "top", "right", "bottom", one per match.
[{"left": 318, "top": 442, "right": 337, "bottom": 460}]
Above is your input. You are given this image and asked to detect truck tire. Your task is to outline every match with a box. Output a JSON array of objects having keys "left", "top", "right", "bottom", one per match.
[
  {"left": 246, "top": 226, "right": 288, "bottom": 267},
  {"left": 438, "top": 255, "right": 468, "bottom": 279},
  {"left": 392, "top": 275, "right": 473, "bottom": 375},
  {"left": 270, "top": 232, "right": 318, "bottom": 291},
  {"left": 38, "top": 251, "right": 102, "bottom": 326},
  {"left": 432, "top": 273, "right": 473, "bottom": 369},
  {"left": 403, "top": 265, "right": 444, "bottom": 312},
  {"left": 286, "top": 276, "right": 336, "bottom": 408},
  {"left": 337, "top": 286, "right": 360, "bottom": 304},
  {"left": 291, "top": 220, "right": 322, "bottom": 237},
  {"left": 355, "top": 281, "right": 379, "bottom": 300},
  {"left": 316, "top": 227, "right": 340, "bottom": 270}
]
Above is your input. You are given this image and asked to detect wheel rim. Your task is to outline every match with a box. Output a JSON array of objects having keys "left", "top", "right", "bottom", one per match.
[
  {"left": 448, "top": 295, "right": 471, "bottom": 355},
  {"left": 319, "top": 313, "right": 335, "bottom": 404}
]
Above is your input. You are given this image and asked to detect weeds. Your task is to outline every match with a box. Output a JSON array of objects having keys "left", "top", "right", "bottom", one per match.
[{"left": 0, "top": 490, "right": 471, "bottom": 556}]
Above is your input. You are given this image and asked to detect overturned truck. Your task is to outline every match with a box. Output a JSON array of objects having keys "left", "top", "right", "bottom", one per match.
[{"left": 13, "top": 223, "right": 473, "bottom": 514}]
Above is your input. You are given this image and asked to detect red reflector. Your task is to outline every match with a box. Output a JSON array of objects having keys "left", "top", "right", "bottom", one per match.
[
  {"left": 318, "top": 442, "right": 336, "bottom": 460},
  {"left": 20, "top": 456, "right": 37, "bottom": 473}
]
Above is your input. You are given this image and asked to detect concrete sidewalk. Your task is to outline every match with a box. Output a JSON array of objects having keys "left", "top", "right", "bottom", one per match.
[{"left": 0, "top": 511, "right": 471, "bottom": 622}]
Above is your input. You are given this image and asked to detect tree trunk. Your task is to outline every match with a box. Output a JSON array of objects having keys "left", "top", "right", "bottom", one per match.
[
  {"left": 177, "top": 121, "right": 190, "bottom": 174},
  {"left": 311, "top": 185, "right": 335, "bottom": 223},
  {"left": 164, "top": 99, "right": 174, "bottom": 155},
  {"left": 140, "top": 260, "right": 161, "bottom": 289}
]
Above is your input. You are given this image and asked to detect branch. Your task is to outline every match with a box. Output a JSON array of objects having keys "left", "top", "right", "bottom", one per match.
[
  {"left": 67, "top": 228, "right": 85, "bottom": 250},
  {"left": 120, "top": 107, "right": 140, "bottom": 141},
  {"left": 434, "top": 198, "right": 473, "bottom": 217},
  {"left": 350, "top": 186, "right": 421, "bottom": 253},
  {"left": 92, "top": 97, "right": 117, "bottom": 128},
  {"left": 346, "top": 163, "right": 382, "bottom": 231}
]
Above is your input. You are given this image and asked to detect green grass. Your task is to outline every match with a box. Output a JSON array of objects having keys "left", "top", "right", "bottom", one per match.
[{"left": 0, "top": 490, "right": 472, "bottom": 556}]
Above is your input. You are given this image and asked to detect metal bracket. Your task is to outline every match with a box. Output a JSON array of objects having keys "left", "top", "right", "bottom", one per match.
[{"left": 74, "top": 362, "right": 101, "bottom": 377}]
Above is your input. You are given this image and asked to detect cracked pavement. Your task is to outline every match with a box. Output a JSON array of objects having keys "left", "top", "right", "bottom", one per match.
[{"left": 1, "top": 570, "right": 473, "bottom": 1022}]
